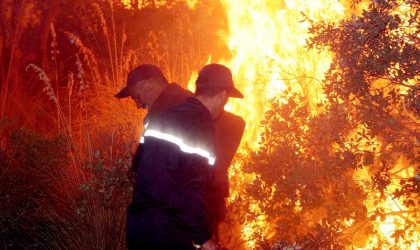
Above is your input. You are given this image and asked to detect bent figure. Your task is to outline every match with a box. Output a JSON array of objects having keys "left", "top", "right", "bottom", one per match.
[
  {"left": 115, "top": 64, "right": 222, "bottom": 250},
  {"left": 195, "top": 64, "right": 246, "bottom": 241}
]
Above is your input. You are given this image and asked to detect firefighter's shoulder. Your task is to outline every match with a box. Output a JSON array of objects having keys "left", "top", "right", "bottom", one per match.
[
  {"left": 146, "top": 97, "right": 214, "bottom": 149},
  {"left": 217, "top": 111, "right": 246, "bottom": 132}
]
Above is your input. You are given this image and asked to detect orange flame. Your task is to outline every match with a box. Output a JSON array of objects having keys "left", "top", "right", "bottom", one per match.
[
  {"left": 218, "top": 0, "right": 349, "bottom": 149},
  {"left": 353, "top": 158, "right": 419, "bottom": 249},
  {"left": 122, "top": 0, "right": 418, "bottom": 248},
  {"left": 216, "top": 0, "right": 418, "bottom": 249},
  {"left": 216, "top": 0, "right": 348, "bottom": 247}
]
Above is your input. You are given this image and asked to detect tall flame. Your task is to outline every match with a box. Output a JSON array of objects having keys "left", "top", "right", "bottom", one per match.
[
  {"left": 217, "top": 0, "right": 348, "bottom": 247},
  {"left": 219, "top": 0, "right": 347, "bottom": 148},
  {"left": 217, "top": 0, "right": 418, "bottom": 249}
]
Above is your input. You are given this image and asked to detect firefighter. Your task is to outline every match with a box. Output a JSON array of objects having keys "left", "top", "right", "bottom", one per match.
[
  {"left": 115, "top": 64, "right": 220, "bottom": 250},
  {"left": 194, "top": 64, "right": 245, "bottom": 242}
]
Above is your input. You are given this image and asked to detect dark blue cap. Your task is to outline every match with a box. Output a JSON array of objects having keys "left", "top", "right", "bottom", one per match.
[
  {"left": 115, "top": 64, "right": 167, "bottom": 98},
  {"left": 196, "top": 64, "right": 243, "bottom": 98}
]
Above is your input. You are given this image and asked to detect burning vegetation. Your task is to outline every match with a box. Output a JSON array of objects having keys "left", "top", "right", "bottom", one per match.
[{"left": 0, "top": 0, "right": 418, "bottom": 249}]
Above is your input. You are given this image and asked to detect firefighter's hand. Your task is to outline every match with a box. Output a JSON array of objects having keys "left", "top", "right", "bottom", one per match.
[{"left": 201, "top": 239, "right": 219, "bottom": 250}]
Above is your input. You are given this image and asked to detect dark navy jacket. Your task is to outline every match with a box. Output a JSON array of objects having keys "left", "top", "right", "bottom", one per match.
[{"left": 127, "top": 84, "right": 215, "bottom": 246}]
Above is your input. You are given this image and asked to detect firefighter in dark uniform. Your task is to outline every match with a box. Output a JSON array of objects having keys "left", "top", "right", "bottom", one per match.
[
  {"left": 194, "top": 64, "right": 245, "bottom": 242},
  {"left": 115, "top": 64, "right": 221, "bottom": 250}
]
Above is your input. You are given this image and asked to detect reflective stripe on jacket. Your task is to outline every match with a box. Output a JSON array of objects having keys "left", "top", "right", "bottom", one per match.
[{"left": 129, "top": 85, "right": 215, "bottom": 245}]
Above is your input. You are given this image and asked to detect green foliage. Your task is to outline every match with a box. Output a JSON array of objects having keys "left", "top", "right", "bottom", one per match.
[
  {"left": 240, "top": 95, "right": 368, "bottom": 249},
  {"left": 78, "top": 150, "right": 132, "bottom": 212},
  {"left": 308, "top": 0, "right": 419, "bottom": 101},
  {"left": 0, "top": 118, "right": 134, "bottom": 249},
  {"left": 307, "top": 0, "right": 419, "bottom": 209},
  {"left": 0, "top": 119, "right": 71, "bottom": 249},
  {"left": 67, "top": 148, "right": 132, "bottom": 250}
]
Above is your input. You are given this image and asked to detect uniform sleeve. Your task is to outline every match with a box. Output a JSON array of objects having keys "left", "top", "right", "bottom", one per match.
[{"left": 175, "top": 158, "right": 211, "bottom": 245}]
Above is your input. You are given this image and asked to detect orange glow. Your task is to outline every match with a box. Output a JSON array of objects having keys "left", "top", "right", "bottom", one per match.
[
  {"left": 123, "top": 0, "right": 418, "bottom": 248},
  {"left": 217, "top": 0, "right": 348, "bottom": 247},
  {"left": 218, "top": 0, "right": 347, "bottom": 150},
  {"left": 121, "top": 0, "right": 171, "bottom": 9},
  {"left": 3, "top": 0, "right": 418, "bottom": 249},
  {"left": 215, "top": 0, "right": 418, "bottom": 249},
  {"left": 185, "top": 0, "right": 198, "bottom": 9},
  {"left": 353, "top": 160, "right": 419, "bottom": 250}
]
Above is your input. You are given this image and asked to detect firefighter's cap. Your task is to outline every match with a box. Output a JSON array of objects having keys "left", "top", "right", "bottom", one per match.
[
  {"left": 196, "top": 64, "right": 243, "bottom": 98},
  {"left": 115, "top": 64, "right": 167, "bottom": 98}
]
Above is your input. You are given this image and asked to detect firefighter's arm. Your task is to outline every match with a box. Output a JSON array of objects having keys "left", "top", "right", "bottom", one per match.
[{"left": 177, "top": 155, "right": 213, "bottom": 245}]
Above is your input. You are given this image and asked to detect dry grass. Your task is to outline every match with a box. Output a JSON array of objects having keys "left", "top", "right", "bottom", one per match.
[
  {"left": 1, "top": 1, "right": 140, "bottom": 249},
  {"left": 0, "top": 0, "right": 222, "bottom": 248}
]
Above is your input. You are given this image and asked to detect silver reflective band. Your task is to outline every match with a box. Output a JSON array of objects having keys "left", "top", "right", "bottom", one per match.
[
  {"left": 140, "top": 129, "right": 215, "bottom": 165},
  {"left": 139, "top": 122, "right": 149, "bottom": 144}
]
